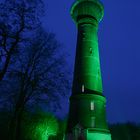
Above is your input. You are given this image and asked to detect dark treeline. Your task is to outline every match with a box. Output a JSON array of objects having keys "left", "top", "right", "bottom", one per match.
[
  {"left": 0, "top": 109, "right": 140, "bottom": 140},
  {"left": 109, "top": 122, "right": 140, "bottom": 140},
  {"left": 0, "top": 110, "right": 67, "bottom": 140}
]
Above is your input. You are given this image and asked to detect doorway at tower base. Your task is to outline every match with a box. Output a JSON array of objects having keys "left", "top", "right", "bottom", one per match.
[{"left": 65, "top": 128, "right": 111, "bottom": 140}]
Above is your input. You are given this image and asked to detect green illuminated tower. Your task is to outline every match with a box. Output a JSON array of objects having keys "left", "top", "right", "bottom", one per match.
[{"left": 65, "top": 0, "right": 112, "bottom": 140}]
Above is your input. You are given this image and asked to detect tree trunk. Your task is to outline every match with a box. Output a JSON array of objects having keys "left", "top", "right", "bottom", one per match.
[
  {"left": 15, "top": 109, "right": 23, "bottom": 140},
  {"left": 8, "top": 107, "right": 23, "bottom": 140},
  {"left": 8, "top": 91, "right": 25, "bottom": 140}
]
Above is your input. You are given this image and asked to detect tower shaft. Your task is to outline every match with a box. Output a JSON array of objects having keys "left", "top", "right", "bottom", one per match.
[{"left": 73, "top": 18, "right": 102, "bottom": 95}]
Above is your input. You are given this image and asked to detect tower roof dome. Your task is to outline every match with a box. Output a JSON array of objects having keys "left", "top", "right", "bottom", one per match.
[{"left": 71, "top": 0, "right": 104, "bottom": 22}]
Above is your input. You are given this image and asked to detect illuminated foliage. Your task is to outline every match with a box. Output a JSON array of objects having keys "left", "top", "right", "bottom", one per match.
[
  {"left": 23, "top": 112, "right": 58, "bottom": 140},
  {"left": 34, "top": 117, "right": 58, "bottom": 140}
]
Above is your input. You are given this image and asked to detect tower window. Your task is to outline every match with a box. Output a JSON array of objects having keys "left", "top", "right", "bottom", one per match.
[
  {"left": 82, "top": 85, "right": 84, "bottom": 93},
  {"left": 90, "top": 102, "right": 94, "bottom": 110},
  {"left": 91, "top": 116, "right": 95, "bottom": 127},
  {"left": 89, "top": 47, "right": 93, "bottom": 55}
]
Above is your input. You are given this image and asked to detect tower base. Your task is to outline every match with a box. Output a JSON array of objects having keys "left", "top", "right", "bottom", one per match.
[
  {"left": 65, "top": 128, "right": 111, "bottom": 140},
  {"left": 65, "top": 94, "right": 112, "bottom": 140}
]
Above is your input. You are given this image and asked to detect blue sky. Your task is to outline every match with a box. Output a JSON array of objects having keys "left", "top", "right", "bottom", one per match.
[{"left": 43, "top": 0, "right": 140, "bottom": 123}]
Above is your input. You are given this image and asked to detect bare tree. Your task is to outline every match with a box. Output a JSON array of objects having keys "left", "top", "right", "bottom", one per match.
[
  {"left": 0, "top": 0, "right": 44, "bottom": 81},
  {"left": 7, "top": 29, "right": 70, "bottom": 140},
  {"left": 0, "top": 0, "right": 71, "bottom": 140}
]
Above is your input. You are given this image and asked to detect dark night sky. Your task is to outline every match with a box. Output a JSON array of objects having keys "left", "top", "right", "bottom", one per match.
[{"left": 42, "top": 0, "right": 140, "bottom": 123}]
